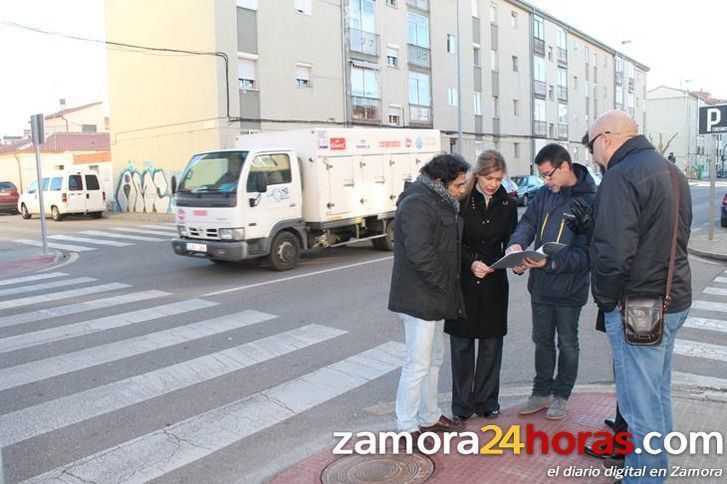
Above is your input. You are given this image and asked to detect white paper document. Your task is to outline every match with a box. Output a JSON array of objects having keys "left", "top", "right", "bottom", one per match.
[{"left": 489, "top": 242, "right": 567, "bottom": 270}]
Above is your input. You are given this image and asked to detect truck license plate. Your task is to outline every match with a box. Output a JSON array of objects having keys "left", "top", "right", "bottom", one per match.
[{"left": 186, "top": 242, "right": 207, "bottom": 253}]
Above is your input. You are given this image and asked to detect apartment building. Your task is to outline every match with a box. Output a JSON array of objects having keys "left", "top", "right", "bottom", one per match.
[{"left": 105, "top": 0, "right": 647, "bottom": 212}]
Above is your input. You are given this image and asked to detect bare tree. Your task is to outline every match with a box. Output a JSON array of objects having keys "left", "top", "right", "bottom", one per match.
[{"left": 648, "top": 132, "right": 679, "bottom": 155}]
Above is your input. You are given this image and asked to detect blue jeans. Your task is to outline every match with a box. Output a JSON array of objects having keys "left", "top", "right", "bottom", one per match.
[
  {"left": 604, "top": 307, "right": 689, "bottom": 484},
  {"left": 395, "top": 313, "right": 444, "bottom": 432},
  {"left": 531, "top": 303, "right": 582, "bottom": 400}
]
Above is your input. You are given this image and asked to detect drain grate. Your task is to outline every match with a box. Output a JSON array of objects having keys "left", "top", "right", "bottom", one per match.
[{"left": 321, "top": 453, "right": 434, "bottom": 483}]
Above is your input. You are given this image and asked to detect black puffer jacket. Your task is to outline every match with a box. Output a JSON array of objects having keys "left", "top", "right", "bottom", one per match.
[
  {"left": 388, "top": 180, "right": 466, "bottom": 321},
  {"left": 590, "top": 135, "right": 692, "bottom": 313}
]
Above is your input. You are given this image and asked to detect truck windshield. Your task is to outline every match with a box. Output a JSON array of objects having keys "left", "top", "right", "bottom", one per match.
[{"left": 177, "top": 152, "right": 248, "bottom": 194}]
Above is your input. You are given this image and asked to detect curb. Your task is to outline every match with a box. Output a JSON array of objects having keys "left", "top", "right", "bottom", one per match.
[
  {"left": 688, "top": 245, "right": 727, "bottom": 262},
  {"left": 0, "top": 249, "right": 67, "bottom": 275}
]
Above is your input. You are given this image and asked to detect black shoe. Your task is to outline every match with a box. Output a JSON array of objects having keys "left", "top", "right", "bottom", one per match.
[
  {"left": 453, "top": 414, "right": 471, "bottom": 425},
  {"left": 481, "top": 409, "right": 500, "bottom": 419},
  {"left": 604, "top": 418, "right": 616, "bottom": 430}
]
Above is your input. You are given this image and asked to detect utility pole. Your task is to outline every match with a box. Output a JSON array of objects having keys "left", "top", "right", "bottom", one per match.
[
  {"left": 30, "top": 114, "right": 48, "bottom": 254},
  {"left": 455, "top": 0, "right": 463, "bottom": 154}
]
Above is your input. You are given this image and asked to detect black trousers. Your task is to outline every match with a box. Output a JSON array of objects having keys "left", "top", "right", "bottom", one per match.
[{"left": 450, "top": 334, "right": 503, "bottom": 418}]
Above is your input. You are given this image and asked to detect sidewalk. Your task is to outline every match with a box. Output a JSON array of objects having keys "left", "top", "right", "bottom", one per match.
[
  {"left": 689, "top": 228, "right": 727, "bottom": 261},
  {"left": 270, "top": 388, "right": 726, "bottom": 483},
  {"left": 0, "top": 240, "right": 64, "bottom": 275}
]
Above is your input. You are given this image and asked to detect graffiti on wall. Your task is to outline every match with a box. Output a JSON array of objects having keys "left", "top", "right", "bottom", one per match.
[{"left": 115, "top": 162, "right": 176, "bottom": 213}]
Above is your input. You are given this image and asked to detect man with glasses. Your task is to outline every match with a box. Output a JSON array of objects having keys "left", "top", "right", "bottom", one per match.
[
  {"left": 588, "top": 111, "right": 692, "bottom": 483},
  {"left": 506, "top": 144, "right": 596, "bottom": 420}
]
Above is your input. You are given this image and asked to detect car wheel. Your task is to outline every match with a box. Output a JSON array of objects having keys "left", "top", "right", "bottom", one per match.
[
  {"left": 51, "top": 206, "right": 63, "bottom": 221},
  {"left": 372, "top": 220, "right": 395, "bottom": 251},
  {"left": 90, "top": 211, "right": 103, "bottom": 219},
  {"left": 267, "top": 231, "right": 300, "bottom": 271},
  {"left": 20, "top": 204, "right": 31, "bottom": 219}
]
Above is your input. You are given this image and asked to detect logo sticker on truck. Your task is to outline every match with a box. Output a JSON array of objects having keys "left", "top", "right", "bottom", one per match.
[{"left": 330, "top": 138, "right": 347, "bottom": 150}]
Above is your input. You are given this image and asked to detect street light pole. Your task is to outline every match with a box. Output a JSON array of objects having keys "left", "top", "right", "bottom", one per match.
[{"left": 455, "top": 0, "right": 463, "bottom": 154}]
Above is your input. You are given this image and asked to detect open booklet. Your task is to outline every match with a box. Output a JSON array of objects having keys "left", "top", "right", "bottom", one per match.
[{"left": 489, "top": 242, "right": 567, "bottom": 270}]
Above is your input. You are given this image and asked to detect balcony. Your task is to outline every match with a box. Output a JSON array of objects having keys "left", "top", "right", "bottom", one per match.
[
  {"left": 408, "top": 44, "right": 431, "bottom": 69},
  {"left": 558, "top": 123, "right": 568, "bottom": 140},
  {"left": 557, "top": 86, "right": 568, "bottom": 101},
  {"left": 534, "top": 120, "right": 547, "bottom": 137},
  {"left": 534, "top": 80, "right": 546, "bottom": 98},
  {"left": 349, "top": 28, "right": 379, "bottom": 57},
  {"left": 351, "top": 96, "right": 381, "bottom": 122},
  {"left": 556, "top": 47, "right": 567, "bottom": 64},
  {"left": 533, "top": 38, "right": 545, "bottom": 56},
  {"left": 406, "top": 0, "right": 429, "bottom": 10},
  {"left": 409, "top": 104, "right": 432, "bottom": 126}
]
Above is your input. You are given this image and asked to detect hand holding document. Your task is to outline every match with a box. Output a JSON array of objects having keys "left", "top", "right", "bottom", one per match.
[{"left": 491, "top": 242, "right": 567, "bottom": 270}]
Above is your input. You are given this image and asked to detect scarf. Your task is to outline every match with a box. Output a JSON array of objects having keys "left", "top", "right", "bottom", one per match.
[{"left": 418, "top": 173, "right": 461, "bottom": 213}]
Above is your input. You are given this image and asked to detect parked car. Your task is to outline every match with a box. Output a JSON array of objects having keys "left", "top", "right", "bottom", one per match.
[
  {"left": 0, "top": 181, "right": 19, "bottom": 214},
  {"left": 511, "top": 175, "right": 544, "bottom": 206},
  {"left": 721, "top": 192, "right": 727, "bottom": 228},
  {"left": 18, "top": 169, "right": 105, "bottom": 221},
  {"left": 501, "top": 176, "right": 519, "bottom": 200}
]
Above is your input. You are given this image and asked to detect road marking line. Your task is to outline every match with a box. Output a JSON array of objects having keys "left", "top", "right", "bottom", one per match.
[
  {"left": 0, "top": 299, "right": 216, "bottom": 353},
  {"left": 673, "top": 371, "right": 727, "bottom": 391},
  {"left": 684, "top": 317, "right": 727, "bottom": 334},
  {"left": 49, "top": 234, "right": 133, "bottom": 247},
  {"left": 139, "top": 224, "right": 178, "bottom": 232},
  {"left": 0, "top": 277, "right": 96, "bottom": 298},
  {"left": 204, "top": 256, "right": 394, "bottom": 297},
  {"left": 21, "top": 341, "right": 403, "bottom": 484},
  {"left": 15, "top": 239, "right": 97, "bottom": 252},
  {"left": 110, "top": 227, "right": 176, "bottom": 237},
  {"left": 692, "top": 300, "right": 727, "bottom": 313},
  {"left": 714, "top": 276, "right": 727, "bottom": 284},
  {"left": 675, "top": 339, "right": 727, "bottom": 363},
  {"left": 0, "top": 324, "right": 347, "bottom": 448},
  {"left": 0, "top": 283, "right": 130, "bottom": 311},
  {"left": 0, "top": 310, "right": 277, "bottom": 392},
  {"left": 80, "top": 230, "right": 167, "bottom": 242},
  {"left": 0, "top": 272, "right": 67, "bottom": 287},
  {"left": 0, "top": 290, "right": 167, "bottom": 329},
  {"left": 704, "top": 287, "right": 727, "bottom": 296}
]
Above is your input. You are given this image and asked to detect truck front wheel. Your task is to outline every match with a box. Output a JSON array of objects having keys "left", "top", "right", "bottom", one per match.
[{"left": 268, "top": 231, "right": 300, "bottom": 271}]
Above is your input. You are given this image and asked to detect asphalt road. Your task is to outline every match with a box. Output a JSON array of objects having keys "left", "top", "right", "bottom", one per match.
[{"left": 0, "top": 185, "right": 725, "bottom": 483}]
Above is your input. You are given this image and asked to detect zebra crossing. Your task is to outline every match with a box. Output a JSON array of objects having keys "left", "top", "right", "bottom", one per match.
[
  {"left": 672, "top": 269, "right": 727, "bottom": 393},
  {"left": 0, "top": 272, "right": 405, "bottom": 483},
  {"left": 12, "top": 223, "right": 178, "bottom": 253}
]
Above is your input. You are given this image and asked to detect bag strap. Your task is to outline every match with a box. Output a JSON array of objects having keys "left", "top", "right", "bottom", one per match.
[{"left": 665, "top": 165, "right": 680, "bottom": 308}]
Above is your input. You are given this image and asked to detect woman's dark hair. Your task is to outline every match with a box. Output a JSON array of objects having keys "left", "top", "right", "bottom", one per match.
[
  {"left": 534, "top": 143, "right": 572, "bottom": 168},
  {"left": 420, "top": 153, "right": 471, "bottom": 185}
]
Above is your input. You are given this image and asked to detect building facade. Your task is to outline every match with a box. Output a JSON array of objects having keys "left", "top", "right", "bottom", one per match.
[{"left": 105, "top": 0, "right": 648, "bottom": 212}]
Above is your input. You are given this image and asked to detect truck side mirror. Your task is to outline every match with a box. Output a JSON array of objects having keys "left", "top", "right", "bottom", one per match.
[
  {"left": 171, "top": 175, "right": 177, "bottom": 195},
  {"left": 254, "top": 172, "right": 268, "bottom": 193}
]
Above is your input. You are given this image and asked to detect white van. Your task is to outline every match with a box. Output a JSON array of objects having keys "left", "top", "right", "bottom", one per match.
[{"left": 18, "top": 169, "right": 106, "bottom": 221}]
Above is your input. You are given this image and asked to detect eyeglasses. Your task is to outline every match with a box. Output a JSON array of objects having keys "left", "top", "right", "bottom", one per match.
[
  {"left": 587, "top": 131, "right": 611, "bottom": 154},
  {"left": 540, "top": 165, "right": 560, "bottom": 180}
]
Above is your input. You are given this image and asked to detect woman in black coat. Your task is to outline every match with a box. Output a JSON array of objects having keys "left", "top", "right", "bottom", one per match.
[{"left": 445, "top": 149, "right": 518, "bottom": 421}]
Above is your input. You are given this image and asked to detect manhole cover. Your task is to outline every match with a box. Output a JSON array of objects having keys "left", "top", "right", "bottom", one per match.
[{"left": 321, "top": 453, "right": 434, "bottom": 483}]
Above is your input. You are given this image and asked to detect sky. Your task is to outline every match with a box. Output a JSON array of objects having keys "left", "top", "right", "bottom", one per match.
[{"left": 0, "top": 0, "right": 725, "bottom": 136}]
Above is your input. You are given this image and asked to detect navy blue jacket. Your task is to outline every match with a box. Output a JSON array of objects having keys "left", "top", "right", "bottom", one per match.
[{"left": 508, "top": 163, "right": 597, "bottom": 306}]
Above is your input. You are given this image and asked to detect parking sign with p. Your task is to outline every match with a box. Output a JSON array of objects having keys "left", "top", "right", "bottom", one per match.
[{"left": 699, "top": 104, "right": 727, "bottom": 134}]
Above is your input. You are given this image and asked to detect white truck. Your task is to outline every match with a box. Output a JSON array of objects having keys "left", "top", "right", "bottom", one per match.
[{"left": 171, "top": 128, "right": 442, "bottom": 270}]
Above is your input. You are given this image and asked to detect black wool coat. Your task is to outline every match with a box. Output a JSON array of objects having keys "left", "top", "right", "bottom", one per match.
[{"left": 444, "top": 185, "right": 518, "bottom": 339}]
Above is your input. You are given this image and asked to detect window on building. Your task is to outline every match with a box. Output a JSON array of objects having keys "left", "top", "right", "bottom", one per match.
[
  {"left": 513, "top": 99, "right": 519, "bottom": 116},
  {"left": 533, "top": 56, "right": 545, "bottom": 81},
  {"left": 471, "top": 0, "right": 479, "bottom": 18},
  {"left": 584, "top": 46, "right": 590, "bottom": 63},
  {"left": 514, "top": 142, "right": 520, "bottom": 158},
  {"left": 388, "top": 105, "right": 402, "bottom": 125},
  {"left": 474, "top": 92, "right": 482, "bottom": 115},
  {"left": 511, "top": 10, "right": 518, "bottom": 28},
  {"left": 547, "top": 46, "right": 553, "bottom": 61},
  {"left": 489, "top": 3, "right": 497, "bottom": 23},
  {"left": 548, "top": 84, "right": 554, "bottom": 100},
  {"left": 409, "top": 71, "right": 431, "bottom": 106},
  {"left": 386, "top": 46, "right": 399, "bottom": 67},
  {"left": 512, "top": 55, "right": 518, "bottom": 72},
  {"left": 238, "top": 57, "right": 257, "bottom": 89},
  {"left": 448, "top": 88, "right": 459, "bottom": 107},
  {"left": 447, "top": 34, "right": 457, "bottom": 53},
  {"left": 408, "top": 12, "right": 429, "bottom": 48},
  {"left": 573, "top": 41, "right": 579, "bottom": 53},
  {"left": 386, "top": 0, "right": 397, "bottom": 6},
  {"left": 296, "top": 64, "right": 312, "bottom": 87},
  {"left": 351, "top": 66, "right": 379, "bottom": 98},
  {"left": 616, "top": 85, "right": 623, "bottom": 105},
  {"left": 533, "top": 15, "right": 544, "bottom": 40},
  {"left": 473, "top": 45, "right": 481, "bottom": 66},
  {"left": 294, "top": 0, "right": 312, "bottom": 15},
  {"left": 493, "top": 96, "right": 499, "bottom": 118},
  {"left": 534, "top": 99, "right": 546, "bottom": 121},
  {"left": 351, "top": 0, "right": 376, "bottom": 33},
  {"left": 490, "top": 49, "right": 498, "bottom": 71},
  {"left": 556, "top": 27, "right": 566, "bottom": 49},
  {"left": 81, "top": 124, "right": 97, "bottom": 133},
  {"left": 558, "top": 104, "right": 568, "bottom": 124},
  {"left": 557, "top": 66, "right": 567, "bottom": 87},
  {"left": 237, "top": 0, "right": 258, "bottom": 10},
  {"left": 573, "top": 75, "right": 578, "bottom": 90}
]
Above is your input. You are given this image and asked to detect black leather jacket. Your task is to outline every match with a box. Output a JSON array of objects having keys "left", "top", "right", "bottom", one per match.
[{"left": 590, "top": 136, "right": 692, "bottom": 313}]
